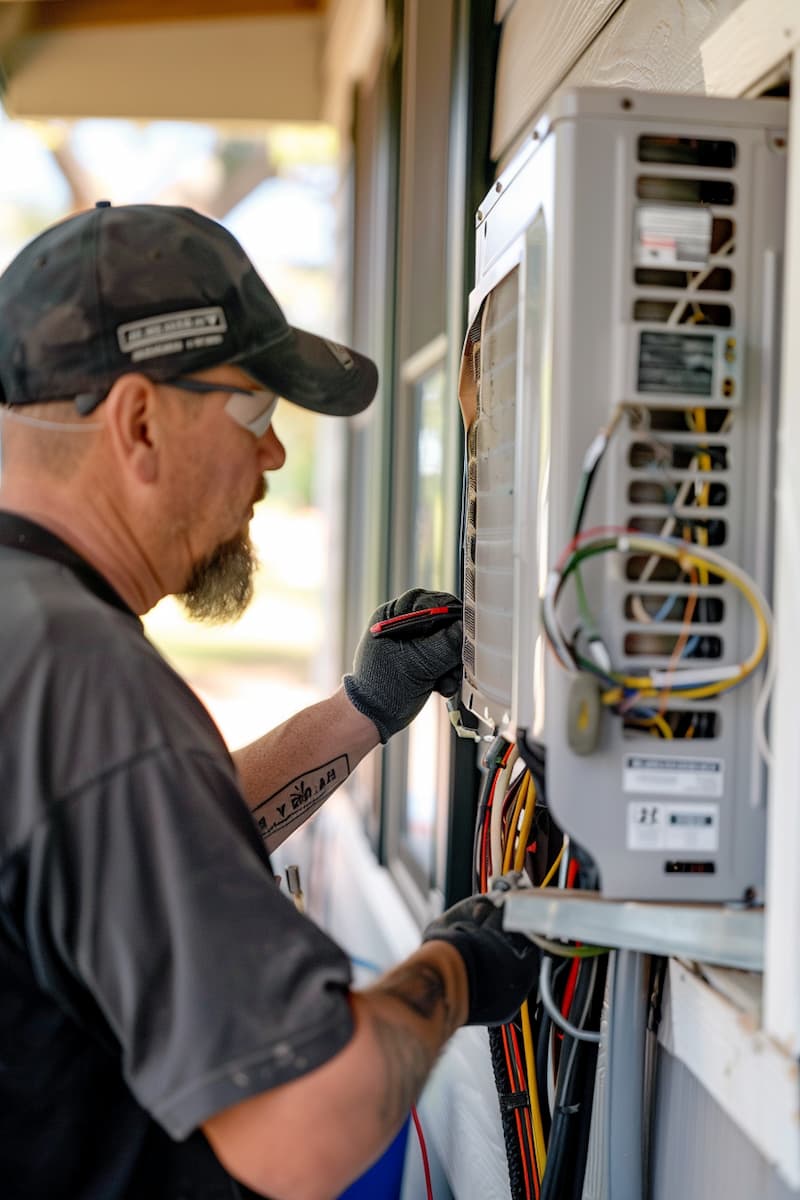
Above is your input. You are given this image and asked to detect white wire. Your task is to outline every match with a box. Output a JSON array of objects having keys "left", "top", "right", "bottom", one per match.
[
  {"left": 549, "top": 531, "right": 773, "bottom": 688},
  {"left": 557, "top": 834, "right": 570, "bottom": 889},
  {"left": 629, "top": 471, "right": 695, "bottom": 623},
  {"left": 753, "top": 648, "right": 776, "bottom": 770},
  {"left": 546, "top": 1026, "right": 557, "bottom": 1113},
  {"left": 543, "top": 571, "right": 575, "bottom": 669},
  {"left": 0, "top": 406, "right": 104, "bottom": 432},
  {"left": 489, "top": 745, "right": 519, "bottom": 877},
  {"left": 666, "top": 236, "right": 735, "bottom": 327},
  {"left": 539, "top": 956, "right": 602, "bottom": 1044},
  {"left": 630, "top": 412, "right": 733, "bottom": 624}
]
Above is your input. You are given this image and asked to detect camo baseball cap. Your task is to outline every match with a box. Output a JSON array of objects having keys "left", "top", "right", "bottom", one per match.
[{"left": 0, "top": 201, "right": 378, "bottom": 417}]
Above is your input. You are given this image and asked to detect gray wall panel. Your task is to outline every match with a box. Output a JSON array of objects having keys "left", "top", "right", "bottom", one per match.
[{"left": 652, "top": 1046, "right": 798, "bottom": 1199}]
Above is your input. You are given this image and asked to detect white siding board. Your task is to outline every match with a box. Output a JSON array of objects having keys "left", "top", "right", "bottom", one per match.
[
  {"left": 493, "top": 0, "right": 752, "bottom": 164},
  {"left": 563, "top": 0, "right": 751, "bottom": 93},
  {"left": 701, "top": 0, "right": 798, "bottom": 97},
  {"left": 492, "top": 0, "right": 625, "bottom": 158}
]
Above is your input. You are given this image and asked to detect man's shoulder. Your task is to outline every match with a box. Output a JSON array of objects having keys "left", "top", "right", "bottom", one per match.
[{"left": 0, "top": 553, "right": 229, "bottom": 851}]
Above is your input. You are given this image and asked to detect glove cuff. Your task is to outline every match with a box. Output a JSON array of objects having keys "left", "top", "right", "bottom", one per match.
[
  {"left": 422, "top": 925, "right": 482, "bottom": 1025},
  {"left": 343, "top": 675, "right": 391, "bottom": 744}
]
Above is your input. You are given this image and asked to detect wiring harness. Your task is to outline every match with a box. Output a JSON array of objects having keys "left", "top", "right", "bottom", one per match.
[
  {"left": 541, "top": 401, "right": 773, "bottom": 743},
  {"left": 476, "top": 736, "right": 608, "bottom": 1200}
]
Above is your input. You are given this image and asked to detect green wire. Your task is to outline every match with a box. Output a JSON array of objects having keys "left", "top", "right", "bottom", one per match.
[{"left": 526, "top": 932, "right": 610, "bottom": 958}]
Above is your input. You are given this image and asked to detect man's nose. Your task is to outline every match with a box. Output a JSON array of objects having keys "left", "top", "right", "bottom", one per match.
[{"left": 259, "top": 425, "right": 286, "bottom": 470}]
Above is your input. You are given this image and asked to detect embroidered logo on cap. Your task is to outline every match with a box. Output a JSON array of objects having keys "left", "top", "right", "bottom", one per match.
[
  {"left": 117, "top": 307, "right": 228, "bottom": 362},
  {"left": 323, "top": 339, "right": 354, "bottom": 371}
]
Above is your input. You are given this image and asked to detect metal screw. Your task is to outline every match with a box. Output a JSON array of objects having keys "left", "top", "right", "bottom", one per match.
[{"left": 495, "top": 181, "right": 503, "bottom": 193}]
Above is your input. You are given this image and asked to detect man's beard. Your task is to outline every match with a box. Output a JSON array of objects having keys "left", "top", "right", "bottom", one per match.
[{"left": 178, "top": 531, "right": 259, "bottom": 623}]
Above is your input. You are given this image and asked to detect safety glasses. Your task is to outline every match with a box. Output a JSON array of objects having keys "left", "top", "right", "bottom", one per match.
[{"left": 162, "top": 377, "right": 279, "bottom": 438}]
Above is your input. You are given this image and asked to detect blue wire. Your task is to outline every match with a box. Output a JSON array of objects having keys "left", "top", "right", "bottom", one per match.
[
  {"left": 652, "top": 594, "right": 679, "bottom": 623},
  {"left": 349, "top": 955, "right": 383, "bottom": 975}
]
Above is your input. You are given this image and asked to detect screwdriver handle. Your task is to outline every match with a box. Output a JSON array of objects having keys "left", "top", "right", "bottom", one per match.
[{"left": 370, "top": 603, "right": 463, "bottom": 640}]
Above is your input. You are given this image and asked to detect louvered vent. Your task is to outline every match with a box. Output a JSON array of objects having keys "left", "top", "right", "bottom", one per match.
[
  {"left": 621, "top": 132, "right": 740, "bottom": 740},
  {"left": 462, "top": 269, "right": 518, "bottom": 723}
]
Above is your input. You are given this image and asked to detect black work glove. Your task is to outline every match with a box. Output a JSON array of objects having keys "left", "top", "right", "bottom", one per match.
[
  {"left": 422, "top": 890, "right": 541, "bottom": 1026},
  {"left": 343, "top": 588, "right": 462, "bottom": 743}
]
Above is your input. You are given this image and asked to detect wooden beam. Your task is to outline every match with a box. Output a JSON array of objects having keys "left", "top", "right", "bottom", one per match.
[
  {"left": 27, "top": 0, "right": 324, "bottom": 33},
  {"left": 1, "top": 14, "right": 324, "bottom": 121}
]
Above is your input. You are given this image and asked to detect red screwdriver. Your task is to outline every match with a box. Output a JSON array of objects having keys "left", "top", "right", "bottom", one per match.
[{"left": 370, "top": 603, "right": 463, "bottom": 639}]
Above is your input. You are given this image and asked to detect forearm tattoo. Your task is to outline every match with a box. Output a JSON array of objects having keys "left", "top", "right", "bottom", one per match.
[
  {"left": 370, "top": 962, "right": 457, "bottom": 1126},
  {"left": 370, "top": 1012, "right": 433, "bottom": 1128},
  {"left": 379, "top": 963, "right": 452, "bottom": 1026},
  {"left": 250, "top": 754, "right": 350, "bottom": 844}
]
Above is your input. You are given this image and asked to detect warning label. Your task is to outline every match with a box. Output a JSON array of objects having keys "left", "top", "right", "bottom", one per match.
[
  {"left": 626, "top": 801, "right": 720, "bottom": 852},
  {"left": 623, "top": 754, "right": 723, "bottom": 798}
]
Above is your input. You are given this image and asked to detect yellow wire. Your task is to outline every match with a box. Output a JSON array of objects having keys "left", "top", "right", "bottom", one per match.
[
  {"left": 517, "top": 829, "right": 568, "bottom": 1178},
  {"left": 692, "top": 408, "right": 711, "bottom": 586},
  {"left": 513, "top": 776, "right": 537, "bottom": 873},
  {"left": 539, "top": 842, "right": 565, "bottom": 889},
  {"left": 604, "top": 545, "right": 768, "bottom": 694},
  {"left": 521, "top": 1000, "right": 547, "bottom": 1177},
  {"left": 632, "top": 713, "right": 674, "bottom": 739},
  {"left": 502, "top": 773, "right": 529, "bottom": 874}
]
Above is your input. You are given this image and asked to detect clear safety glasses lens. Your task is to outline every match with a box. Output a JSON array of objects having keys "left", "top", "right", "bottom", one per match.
[
  {"left": 223, "top": 390, "right": 279, "bottom": 438},
  {"left": 161, "top": 377, "right": 279, "bottom": 438}
]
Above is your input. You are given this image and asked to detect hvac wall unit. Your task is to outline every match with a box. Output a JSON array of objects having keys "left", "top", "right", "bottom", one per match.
[{"left": 459, "top": 88, "right": 787, "bottom": 901}]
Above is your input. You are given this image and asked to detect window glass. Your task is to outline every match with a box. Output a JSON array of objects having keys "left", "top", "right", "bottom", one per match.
[{"left": 399, "top": 362, "right": 448, "bottom": 883}]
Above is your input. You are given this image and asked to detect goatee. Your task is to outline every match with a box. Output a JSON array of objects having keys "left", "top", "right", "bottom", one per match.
[{"left": 178, "top": 531, "right": 259, "bottom": 623}]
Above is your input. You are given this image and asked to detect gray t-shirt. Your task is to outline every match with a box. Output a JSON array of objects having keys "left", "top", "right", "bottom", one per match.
[{"left": 0, "top": 513, "right": 354, "bottom": 1200}]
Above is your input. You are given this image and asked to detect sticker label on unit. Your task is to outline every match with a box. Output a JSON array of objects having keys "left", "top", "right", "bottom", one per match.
[
  {"left": 634, "top": 203, "right": 713, "bottom": 265},
  {"left": 626, "top": 801, "right": 720, "bottom": 852},
  {"left": 623, "top": 755, "right": 724, "bottom": 798}
]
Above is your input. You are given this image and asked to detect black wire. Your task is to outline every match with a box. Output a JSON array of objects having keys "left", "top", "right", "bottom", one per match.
[
  {"left": 516, "top": 730, "right": 547, "bottom": 805},
  {"left": 540, "top": 955, "right": 608, "bottom": 1200},
  {"left": 471, "top": 735, "right": 508, "bottom": 891},
  {"left": 504, "top": 1022, "right": 537, "bottom": 1199},
  {"left": 488, "top": 1027, "right": 529, "bottom": 1200},
  {"left": 534, "top": 1007, "right": 552, "bottom": 1142},
  {"left": 572, "top": 460, "right": 602, "bottom": 540},
  {"left": 643, "top": 957, "right": 668, "bottom": 1197}
]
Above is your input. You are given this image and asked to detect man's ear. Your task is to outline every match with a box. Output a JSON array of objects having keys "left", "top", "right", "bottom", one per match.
[{"left": 102, "top": 374, "right": 161, "bottom": 484}]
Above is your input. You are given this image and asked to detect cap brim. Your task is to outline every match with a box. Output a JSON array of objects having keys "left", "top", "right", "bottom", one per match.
[{"left": 240, "top": 326, "right": 378, "bottom": 417}]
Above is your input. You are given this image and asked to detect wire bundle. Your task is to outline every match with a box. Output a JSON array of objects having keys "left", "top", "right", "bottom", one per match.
[
  {"left": 477, "top": 739, "right": 608, "bottom": 1200},
  {"left": 542, "top": 400, "right": 773, "bottom": 733}
]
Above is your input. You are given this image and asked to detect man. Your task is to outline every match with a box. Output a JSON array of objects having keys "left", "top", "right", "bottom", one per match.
[{"left": 0, "top": 203, "right": 539, "bottom": 1200}]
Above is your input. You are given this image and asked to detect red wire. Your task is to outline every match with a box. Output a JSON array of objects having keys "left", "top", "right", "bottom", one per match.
[
  {"left": 501, "top": 1026, "right": 533, "bottom": 1200},
  {"left": 479, "top": 776, "right": 494, "bottom": 891},
  {"left": 506, "top": 1025, "right": 535, "bottom": 1200},
  {"left": 560, "top": 860, "right": 581, "bottom": 1015},
  {"left": 561, "top": 958, "right": 580, "bottom": 1018},
  {"left": 509, "top": 1026, "right": 540, "bottom": 1200},
  {"left": 411, "top": 1106, "right": 434, "bottom": 1200},
  {"left": 555, "top": 523, "right": 638, "bottom": 570}
]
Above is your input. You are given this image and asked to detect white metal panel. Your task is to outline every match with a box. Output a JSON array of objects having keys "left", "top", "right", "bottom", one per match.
[
  {"left": 764, "top": 49, "right": 800, "bottom": 1058},
  {"left": 652, "top": 1043, "right": 800, "bottom": 1200},
  {"left": 660, "top": 961, "right": 800, "bottom": 1191}
]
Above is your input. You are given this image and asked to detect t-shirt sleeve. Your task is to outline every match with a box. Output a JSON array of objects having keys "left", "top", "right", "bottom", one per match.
[{"left": 23, "top": 747, "right": 355, "bottom": 1140}]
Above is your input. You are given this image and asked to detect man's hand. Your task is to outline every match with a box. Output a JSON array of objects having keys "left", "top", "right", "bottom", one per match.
[
  {"left": 421, "top": 889, "right": 541, "bottom": 1026},
  {"left": 343, "top": 588, "right": 462, "bottom": 743}
]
